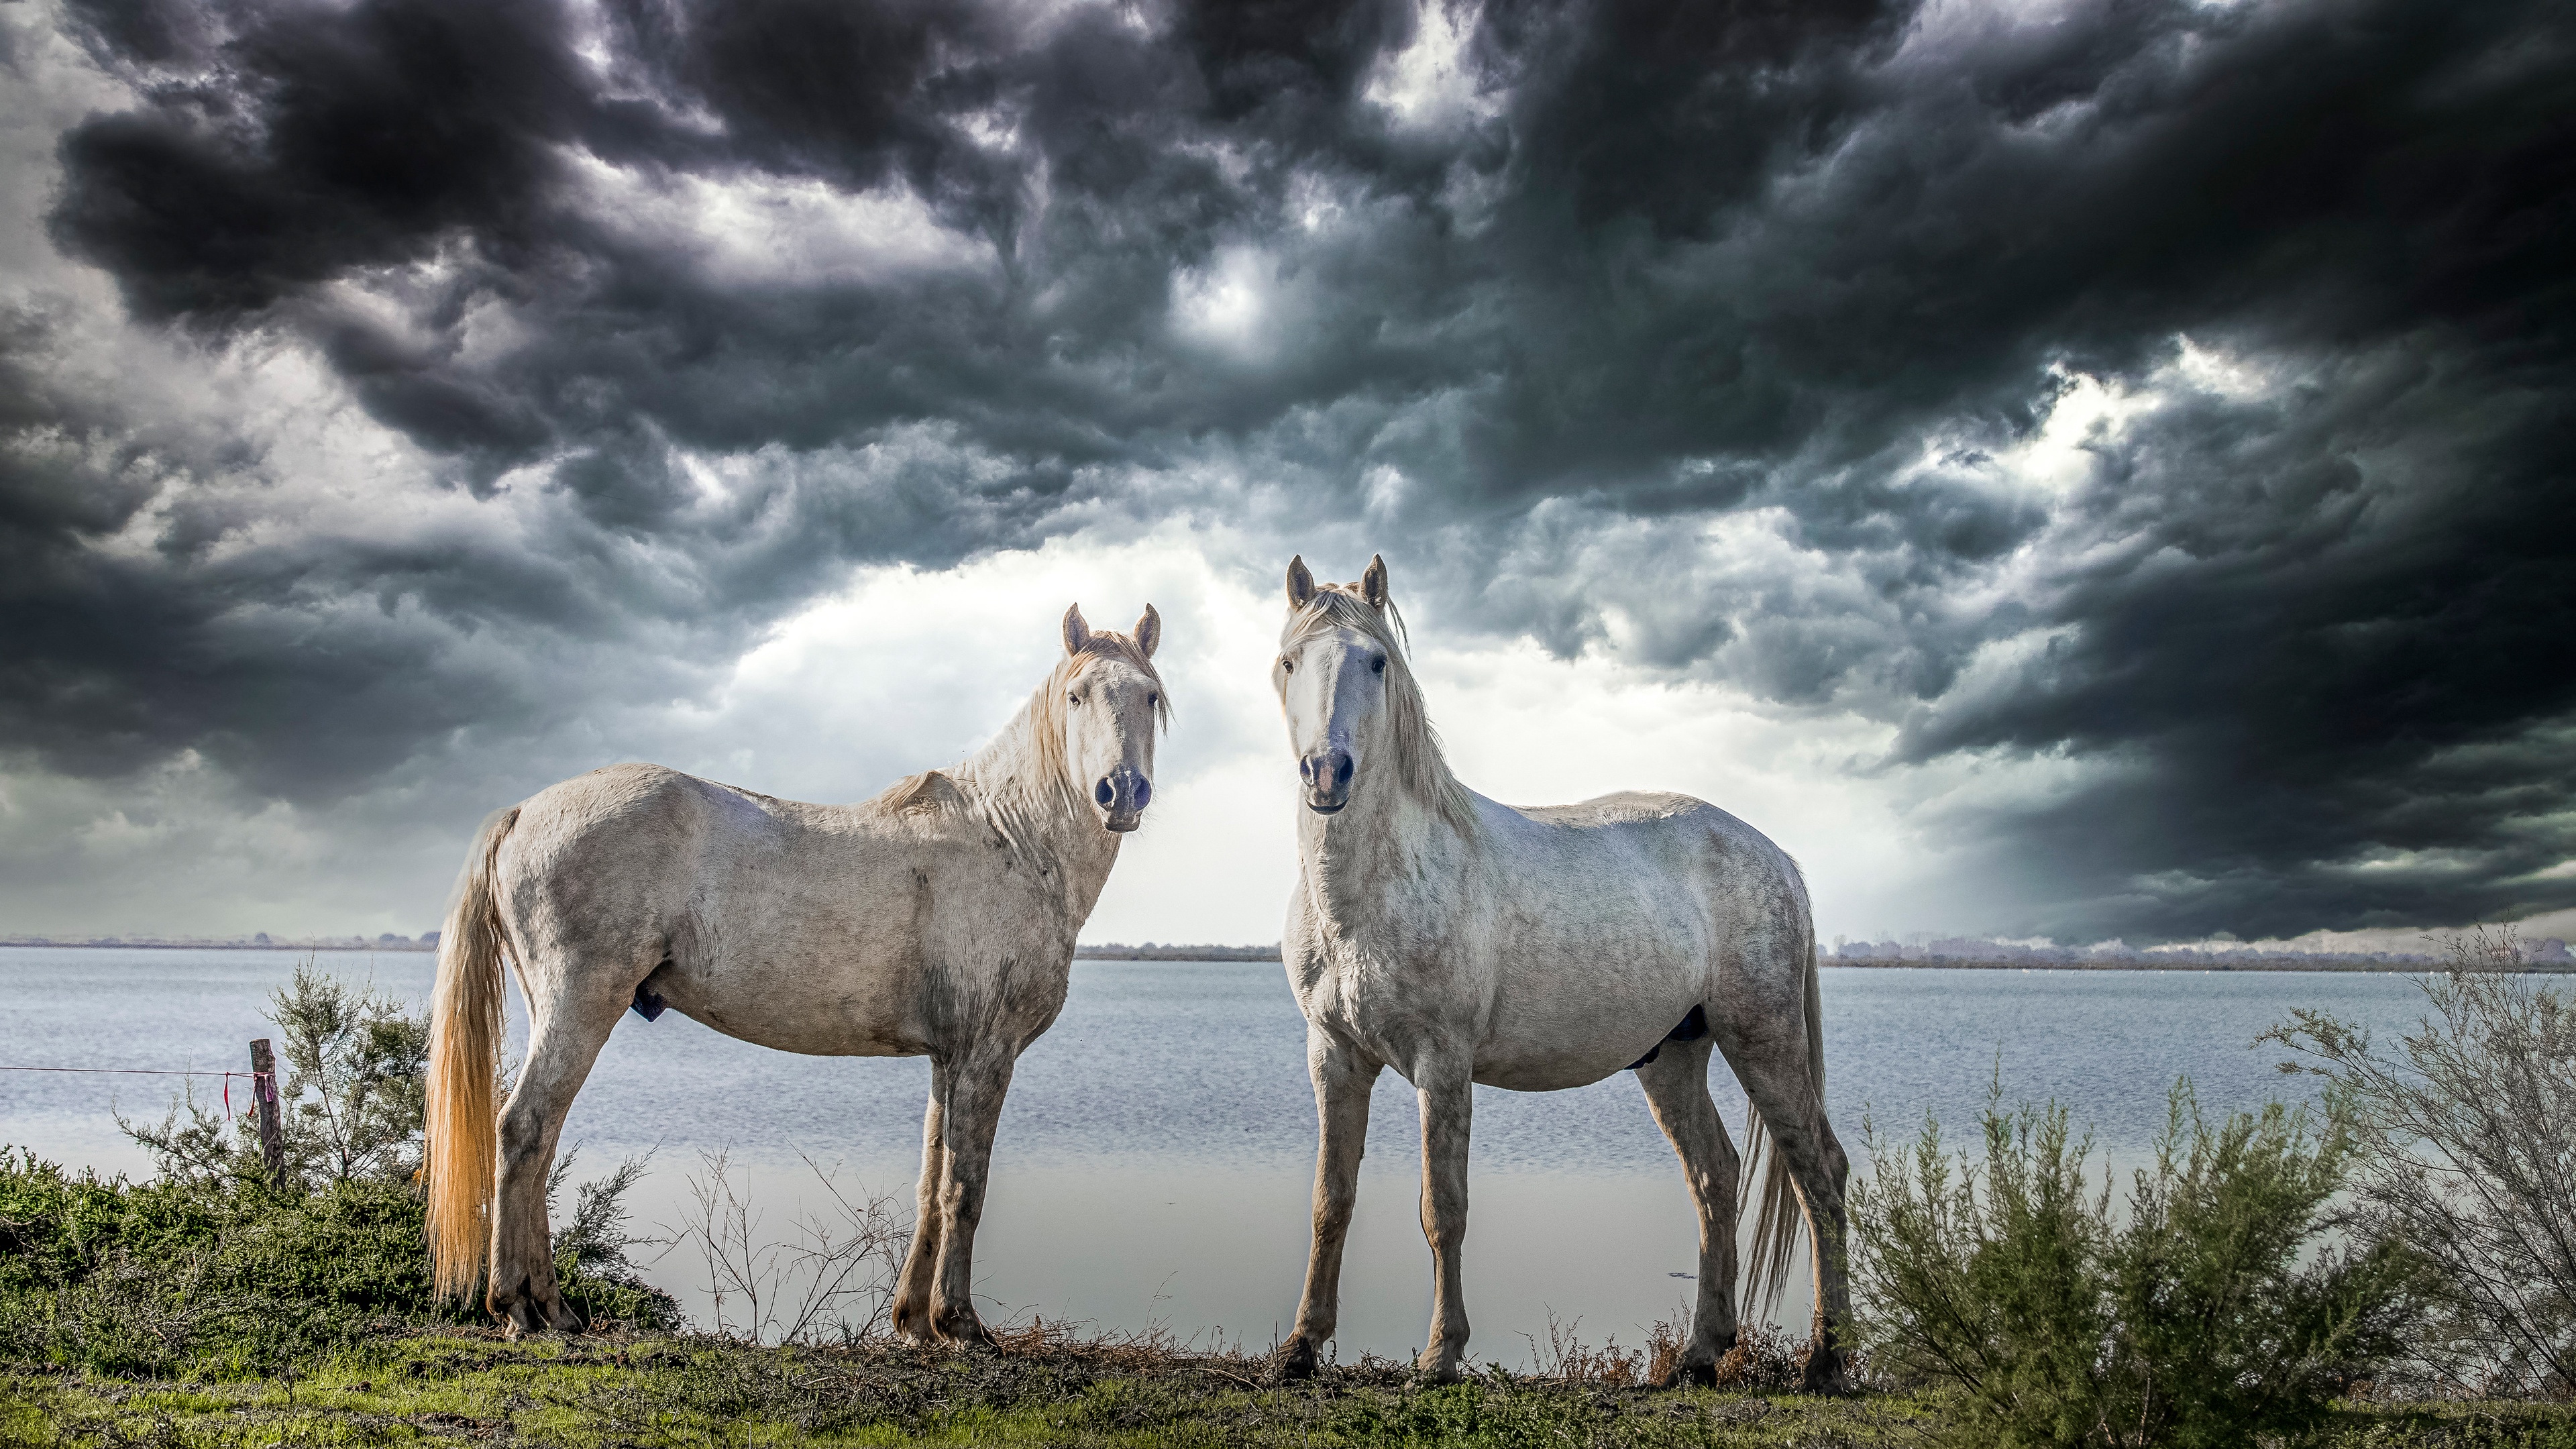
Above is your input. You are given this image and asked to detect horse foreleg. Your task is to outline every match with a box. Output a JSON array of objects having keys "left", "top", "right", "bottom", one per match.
[
  {"left": 488, "top": 978, "right": 625, "bottom": 1337},
  {"left": 1279, "top": 1028, "right": 1379, "bottom": 1381},
  {"left": 1413, "top": 1055, "right": 1474, "bottom": 1383},
  {"left": 892, "top": 1059, "right": 950, "bottom": 1344},
  {"left": 927, "top": 1049, "right": 1016, "bottom": 1347},
  {"left": 1636, "top": 1038, "right": 1741, "bottom": 1386}
]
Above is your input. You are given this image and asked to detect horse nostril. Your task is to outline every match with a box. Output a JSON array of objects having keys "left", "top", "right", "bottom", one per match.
[
  {"left": 1095, "top": 779, "right": 1115, "bottom": 806},
  {"left": 1132, "top": 777, "right": 1152, "bottom": 808},
  {"left": 1334, "top": 754, "right": 1354, "bottom": 786},
  {"left": 1299, "top": 758, "right": 1314, "bottom": 782}
]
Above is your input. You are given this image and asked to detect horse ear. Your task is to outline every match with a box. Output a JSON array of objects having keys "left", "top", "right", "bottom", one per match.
[
  {"left": 1360, "top": 554, "right": 1389, "bottom": 611},
  {"left": 1063, "top": 604, "right": 1091, "bottom": 657},
  {"left": 1134, "top": 604, "right": 1161, "bottom": 659},
  {"left": 1286, "top": 555, "right": 1317, "bottom": 609}
]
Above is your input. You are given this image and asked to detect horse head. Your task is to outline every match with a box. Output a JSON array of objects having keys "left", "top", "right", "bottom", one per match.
[
  {"left": 1274, "top": 553, "right": 1406, "bottom": 818},
  {"left": 1057, "top": 602, "right": 1167, "bottom": 833}
]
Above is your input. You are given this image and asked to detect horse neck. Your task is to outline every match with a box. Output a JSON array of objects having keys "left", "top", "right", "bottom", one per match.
[
  {"left": 955, "top": 699, "right": 1120, "bottom": 885},
  {"left": 1299, "top": 778, "right": 1472, "bottom": 931}
]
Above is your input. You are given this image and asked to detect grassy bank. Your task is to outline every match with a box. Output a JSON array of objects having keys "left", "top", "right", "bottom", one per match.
[{"left": 6, "top": 1329, "right": 2576, "bottom": 1448}]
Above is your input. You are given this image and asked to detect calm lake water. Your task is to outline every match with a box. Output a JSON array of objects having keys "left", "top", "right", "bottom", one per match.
[{"left": 1, "top": 947, "right": 2434, "bottom": 1363}]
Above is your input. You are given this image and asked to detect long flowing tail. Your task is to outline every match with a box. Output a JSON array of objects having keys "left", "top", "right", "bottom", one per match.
[
  {"left": 1739, "top": 940, "right": 1826, "bottom": 1318},
  {"left": 425, "top": 806, "right": 518, "bottom": 1301}
]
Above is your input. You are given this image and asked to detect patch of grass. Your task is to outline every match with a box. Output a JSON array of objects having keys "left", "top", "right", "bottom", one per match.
[
  {"left": 2, "top": 1328, "right": 2568, "bottom": 1448},
  {"left": 0, "top": 1330, "right": 1933, "bottom": 1447}
]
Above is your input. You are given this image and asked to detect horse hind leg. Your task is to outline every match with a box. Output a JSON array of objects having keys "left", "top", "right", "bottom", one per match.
[
  {"left": 488, "top": 957, "right": 633, "bottom": 1336},
  {"left": 1721, "top": 1029, "right": 1851, "bottom": 1393},
  {"left": 1633, "top": 1036, "right": 1741, "bottom": 1387}
]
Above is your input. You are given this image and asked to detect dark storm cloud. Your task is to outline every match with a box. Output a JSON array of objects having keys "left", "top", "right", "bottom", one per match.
[
  {"left": 1890, "top": 345, "right": 2576, "bottom": 937},
  {"left": 7, "top": 0, "right": 2572, "bottom": 936}
]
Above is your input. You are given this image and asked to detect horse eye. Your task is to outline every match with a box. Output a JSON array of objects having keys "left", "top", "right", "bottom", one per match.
[
  {"left": 1371, "top": 656, "right": 1387, "bottom": 675},
  {"left": 1068, "top": 693, "right": 1082, "bottom": 706},
  {"left": 1280, "top": 658, "right": 1295, "bottom": 674},
  {"left": 1147, "top": 692, "right": 1159, "bottom": 706}
]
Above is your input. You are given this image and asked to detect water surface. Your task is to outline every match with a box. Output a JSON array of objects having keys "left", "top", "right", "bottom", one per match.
[{"left": 3, "top": 948, "right": 2433, "bottom": 1361}]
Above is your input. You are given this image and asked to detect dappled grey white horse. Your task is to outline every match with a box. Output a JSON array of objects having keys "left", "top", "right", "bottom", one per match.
[
  {"left": 1269, "top": 556, "right": 1848, "bottom": 1391},
  {"left": 424, "top": 604, "right": 1169, "bottom": 1340}
]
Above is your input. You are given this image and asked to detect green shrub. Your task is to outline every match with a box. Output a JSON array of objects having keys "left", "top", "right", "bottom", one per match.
[
  {"left": 2, "top": 963, "right": 679, "bottom": 1377},
  {"left": 1851, "top": 1081, "right": 2419, "bottom": 1448},
  {"left": 119, "top": 962, "right": 427, "bottom": 1188},
  {"left": 0, "top": 1148, "right": 457, "bottom": 1375},
  {"left": 0, "top": 1146, "right": 679, "bottom": 1377}
]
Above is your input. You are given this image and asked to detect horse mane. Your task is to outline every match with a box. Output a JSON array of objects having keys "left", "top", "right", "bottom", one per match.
[
  {"left": 1280, "top": 586, "right": 1480, "bottom": 841},
  {"left": 955, "top": 629, "right": 1171, "bottom": 855}
]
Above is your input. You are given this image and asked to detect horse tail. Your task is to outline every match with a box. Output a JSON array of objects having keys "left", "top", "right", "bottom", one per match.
[
  {"left": 425, "top": 806, "right": 519, "bottom": 1301},
  {"left": 1739, "top": 937, "right": 1825, "bottom": 1320}
]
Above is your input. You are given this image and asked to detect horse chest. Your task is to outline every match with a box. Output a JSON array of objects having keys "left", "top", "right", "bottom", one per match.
[{"left": 1291, "top": 938, "right": 1473, "bottom": 1061}]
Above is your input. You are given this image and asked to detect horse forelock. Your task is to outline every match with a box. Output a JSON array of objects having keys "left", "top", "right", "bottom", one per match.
[
  {"left": 1064, "top": 629, "right": 1171, "bottom": 711},
  {"left": 1280, "top": 589, "right": 1479, "bottom": 839},
  {"left": 1048, "top": 630, "right": 1173, "bottom": 744}
]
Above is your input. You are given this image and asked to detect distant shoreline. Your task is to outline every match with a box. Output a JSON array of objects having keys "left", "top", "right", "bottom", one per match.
[
  {"left": 0, "top": 938, "right": 435, "bottom": 952},
  {"left": 0, "top": 939, "right": 1280, "bottom": 959},
  {"left": 1076, "top": 944, "right": 1281, "bottom": 961},
  {"left": 1827, "top": 956, "right": 2502, "bottom": 973},
  {"left": 7, "top": 941, "right": 2569, "bottom": 973}
]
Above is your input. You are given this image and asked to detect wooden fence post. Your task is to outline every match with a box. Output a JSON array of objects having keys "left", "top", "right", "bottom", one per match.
[{"left": 248, "top": 1038, "right": 286, "bottom": 1187}]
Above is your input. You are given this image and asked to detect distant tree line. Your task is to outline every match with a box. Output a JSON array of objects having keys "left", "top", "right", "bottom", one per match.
[
  {"left": 1832, "top": 934, "right": 2574, "bottom": 971},
  {"left": 0, "top": 932, "right": 441, "bottom": 951},
  {"left": 1075, "top": 943, "right": 1282, "bottom": 961}
]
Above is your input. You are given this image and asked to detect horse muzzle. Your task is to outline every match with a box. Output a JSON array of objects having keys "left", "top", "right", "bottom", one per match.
[
  {"left": 1299, "top": 748, "right": 1353, "bottom": 814},
  {"left": 1094, "top": 769, "right": 1151, "bottom": 833}
]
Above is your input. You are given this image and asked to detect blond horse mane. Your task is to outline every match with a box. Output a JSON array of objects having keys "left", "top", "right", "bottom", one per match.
[
  {"left": 955, "top": 628, "right": 1171, "bottom": 855},
  {"left": 1281, "top": 586, "right": 1479, "bottom": 840}
]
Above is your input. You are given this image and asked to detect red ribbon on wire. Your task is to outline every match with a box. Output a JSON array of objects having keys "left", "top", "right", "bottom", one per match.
[{"left": 0, "top": 1065, "right": 270, "bottom": 1120}]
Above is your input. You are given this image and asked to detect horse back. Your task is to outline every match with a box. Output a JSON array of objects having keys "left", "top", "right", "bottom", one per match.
[{"left": 490, "top": 763, "right": 1071, "bottom": 1057}]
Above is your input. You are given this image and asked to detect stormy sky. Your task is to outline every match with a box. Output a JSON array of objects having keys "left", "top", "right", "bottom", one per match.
[{"left": 1, "top": 0, "right": 2569, "bottom": 947}]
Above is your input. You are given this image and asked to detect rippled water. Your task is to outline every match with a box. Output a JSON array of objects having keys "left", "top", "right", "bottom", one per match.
[{"left": 2, "top": 947, "right": 2433, "bottom": 1362}]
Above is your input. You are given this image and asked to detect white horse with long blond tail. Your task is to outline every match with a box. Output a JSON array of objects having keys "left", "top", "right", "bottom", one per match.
[
  {"left": 425, "top": 604, "right": 1169, "bottom": 1339},
  {"left": 1267, "top": 556, "right": 1849, "bottom": 1391}
]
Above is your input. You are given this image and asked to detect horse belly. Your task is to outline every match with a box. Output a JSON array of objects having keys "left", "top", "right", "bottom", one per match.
[
  {"left": 1470, "top": 1002, "right": 1678, "bottom": 1092},
  {"left": 655, "top": 953, "right": 927, "bottom": 1057},
  {"left": 1471, "top": 904, "right": 1711, "bottom": 1090},
  {"left": 1299, "top": 951, "right": 1690, "bottom": 1093},
  {"left": 651, "top": 877, "right": 936, "bottom": 1057}
]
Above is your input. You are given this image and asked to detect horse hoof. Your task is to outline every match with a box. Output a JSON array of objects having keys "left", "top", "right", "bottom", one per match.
[
  {"left": 1799, "top": 1351, "right": 1848, "bottom": 1395},
  {"left": 1413, "top": 1351, "right": 1464, "bottom": 1384},
  {"left": 934, "top": 1312, "right": 996, "bottom": 1349},
  {"left": 494, "top": 1285, "right": 584, "bottom": 1338},
  {"left": 1274, "top": 1339, "right": 1320, "bottom": 1382},
  {"left": 1657, "top": 1358, "right": 1718, "bottom": 1390},
  {"left": 890, "top": 1301, "right": 932, "bottom": 1344}
]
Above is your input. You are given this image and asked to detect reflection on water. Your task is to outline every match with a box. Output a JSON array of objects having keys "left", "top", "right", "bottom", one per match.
[{"left": 2, "top": 948, "right": 2434, "bottom": 1361}]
